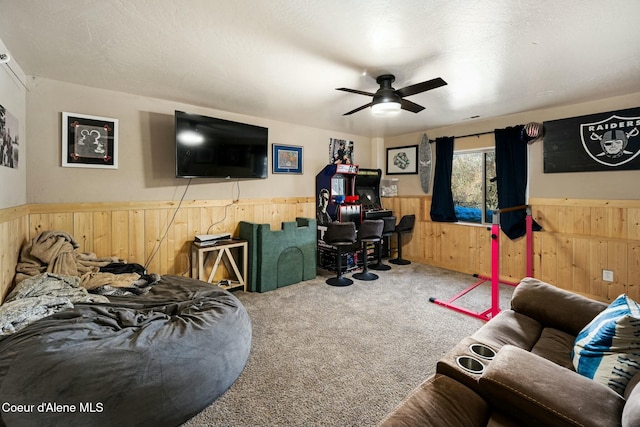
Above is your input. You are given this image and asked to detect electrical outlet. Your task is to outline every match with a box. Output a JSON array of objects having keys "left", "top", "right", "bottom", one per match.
[{"left": 602, "top": 269, "right": 614, "bottom": 282}]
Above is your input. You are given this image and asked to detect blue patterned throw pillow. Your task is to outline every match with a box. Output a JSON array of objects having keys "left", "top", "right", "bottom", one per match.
[{"left": 572, "top": 294, "right": 640, "bottom": 395}]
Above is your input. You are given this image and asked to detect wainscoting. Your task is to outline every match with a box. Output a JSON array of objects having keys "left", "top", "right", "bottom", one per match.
[
  {"left": 529, "top": 198, "right": 640, "bottom": 302},
  {"left": 0, "top": 205, "right": 29, "bottom": 303},
  {"left": 0, "top": 198, "right": 314, "bottom": 302},
  {"left": 383, "top": 196, "right": 640, "bottom": 303},
  {"left": 1, "top": 196, "right": 638, "bottom": 303}
]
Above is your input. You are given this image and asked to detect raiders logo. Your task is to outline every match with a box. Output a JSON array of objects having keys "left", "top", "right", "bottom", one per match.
[{"left": 580, "top": 115, "right": 640, "bottom": 167}]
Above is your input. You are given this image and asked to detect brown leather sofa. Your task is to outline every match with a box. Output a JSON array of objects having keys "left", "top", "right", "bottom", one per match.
[{"left": 379, "top": 278, "right": 640, "bottom": 427}]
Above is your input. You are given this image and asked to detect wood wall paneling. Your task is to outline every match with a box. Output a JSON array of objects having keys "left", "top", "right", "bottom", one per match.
[
  {"left": 0, "top": 206, "right": 30, "bottom": 303},
  {"left": 1, "top": 196, "right": 638, "bottom": 304},
  {"left": 383, "top": 196, "right": 640, "bottom": 303},
  {"left": 12, "top": 198, "right": 314, "bottom": 291},
  {"left": 629, "top": 208, "right": 640, "bottom": 240},
  {"left": 628, "top": 243, "right": 640, "bottom": 301}
]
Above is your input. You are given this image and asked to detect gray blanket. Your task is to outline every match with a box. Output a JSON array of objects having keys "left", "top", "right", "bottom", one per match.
[{"left": 0, "top": 273, "right": 108, "bottom": 335}]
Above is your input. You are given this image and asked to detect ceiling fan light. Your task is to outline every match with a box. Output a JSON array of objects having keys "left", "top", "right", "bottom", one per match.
[{"left": 371, "top": 101, "right": 401, "bottom": 115}]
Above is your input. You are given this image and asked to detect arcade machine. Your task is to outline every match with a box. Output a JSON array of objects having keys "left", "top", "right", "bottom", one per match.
[
  {"left": 355, "top": 168, "right": 394, "bottom": 220},
  {"left": 315, "top": 163, "right": 362, "bottom": 273},
  {"left": 315, "top": 163, "right": 362, "bottom": 226},
  {"left": 355, "top": 168, "right": 394, "bottom": 257}
]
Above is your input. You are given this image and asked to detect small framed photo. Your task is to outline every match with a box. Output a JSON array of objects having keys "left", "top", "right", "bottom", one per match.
[
  {"left": 273, "top": 144, "right": 303, "bottom": 174},
  {"left": 62, "top": 112, "right": 118, "bottom": 169},
  {"left": 386, "top": 145, "right": 418, "bottom": 175}
]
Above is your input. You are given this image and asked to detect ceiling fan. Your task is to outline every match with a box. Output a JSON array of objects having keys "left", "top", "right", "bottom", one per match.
[{"left": 336, "top": 74, "right": 447, "bottom": 116}]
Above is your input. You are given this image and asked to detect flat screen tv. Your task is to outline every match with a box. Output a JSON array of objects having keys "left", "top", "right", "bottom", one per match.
[{"left": 175, "top": 111, "right": 268, "bottom": 179}]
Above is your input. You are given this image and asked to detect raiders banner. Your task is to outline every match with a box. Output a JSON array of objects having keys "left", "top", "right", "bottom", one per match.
[{"left": 543, "top": 107, "right": 640, "bottom": 173}]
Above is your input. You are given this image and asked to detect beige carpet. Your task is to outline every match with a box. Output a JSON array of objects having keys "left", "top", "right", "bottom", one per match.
[{"left": 182, "top": 262, "right": 516, "bottom": 427}]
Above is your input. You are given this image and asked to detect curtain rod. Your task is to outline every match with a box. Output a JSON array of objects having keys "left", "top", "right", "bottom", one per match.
[{"left": 429, "top": 130, "right": 494, "bottom": 143}]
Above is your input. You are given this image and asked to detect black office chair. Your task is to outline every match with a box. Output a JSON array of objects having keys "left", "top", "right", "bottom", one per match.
[
  {"left": 353, "top": 219, "right": 384, "bottom": 281},
  {"left": 370, "top": 216, "right": 396, "bottom": 271},
  {"left": 323, "top": 222, "right": 357, "bottom": 286},
  {"left": 388, "top": 214, "right": 416, "bottom": 265}
]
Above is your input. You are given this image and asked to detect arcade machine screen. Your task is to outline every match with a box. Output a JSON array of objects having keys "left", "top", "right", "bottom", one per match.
[
  {"left": 331, "top": 174, "right": 345, "bottom": 199},
  {"left": 357, "top": 188, "right": 380, "bottom": 210}
]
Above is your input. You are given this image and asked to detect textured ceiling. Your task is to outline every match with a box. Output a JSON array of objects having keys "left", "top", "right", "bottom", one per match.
[{"left": 1, "top": 0, "right": 639, "bottom": 137}]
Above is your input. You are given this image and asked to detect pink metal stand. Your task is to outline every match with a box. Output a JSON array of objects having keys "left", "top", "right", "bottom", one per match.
[{"left": 429, "top": 205, "right": 533, "bottom": 321}]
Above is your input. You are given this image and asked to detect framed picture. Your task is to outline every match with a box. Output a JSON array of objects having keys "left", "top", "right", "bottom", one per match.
[
  {"left": 273, "top": 144, "right": 303, "bottom": 174},
  {"left": 0, "top": 104, "right": 19, "bottom": 169},
  {"left": 386, "top": 145, "right": 418, "bottom": 175},
  {"left": 329, "top": 138, "right": 354, "bottom": 165},
  {"left": 62, "top": 112, "right": 118, "bottom": 169}
]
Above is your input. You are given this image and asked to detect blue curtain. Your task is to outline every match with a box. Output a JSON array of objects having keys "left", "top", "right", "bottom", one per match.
[
  {"left": 430, "top": 136, "right": 457, "bottom": 222},
  {"left": 494, "top": 126, "right": 541, "bottom": 239}
]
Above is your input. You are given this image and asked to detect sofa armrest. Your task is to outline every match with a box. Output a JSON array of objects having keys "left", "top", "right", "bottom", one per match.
[
  {"left": 478, "top": 345, "right": 624, "bottom": 427},
  {"left": 510, "top": 277, "right": 607, "bottom": 335},
  {"left": 379, "top": 373, "right": 489, "bottom": 427}
]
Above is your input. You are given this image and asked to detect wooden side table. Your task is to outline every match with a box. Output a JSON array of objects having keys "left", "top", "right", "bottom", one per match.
[{"left": 191, "top": 239, "right": 248, "bottom": 292}]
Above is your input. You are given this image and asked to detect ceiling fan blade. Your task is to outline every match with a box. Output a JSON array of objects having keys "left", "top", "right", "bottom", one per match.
[
  {"left": 400, "top": 99, "right": 425, "bottom": 113},
  {"left": 396, "top": 77, "right": 447, "bottom": 98},
  {"left": 336, "top": 87, "right": 376, "bottom": 97},
  {"left": 344, "top": 103, "right": 373, "bottom": 115}
]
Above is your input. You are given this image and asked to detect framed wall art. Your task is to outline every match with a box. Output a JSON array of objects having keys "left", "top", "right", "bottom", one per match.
[
  {"left": 62, "top": 112, "right": 118, "bottom": 169},
  {"left": 0, "top": 103, "right": 20, "bottom": 169},
  {"left": 386, "top": 145, "right": 418, "bottom": 175},
  {"left": 329, "top": 138, "right": 354, "bottom": 165},
  {"left": 272, "top": 144, "right": 303, "bottom": 174}
]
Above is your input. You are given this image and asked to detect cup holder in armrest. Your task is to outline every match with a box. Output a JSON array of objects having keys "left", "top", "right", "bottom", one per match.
[
  {"left": 437, "top": 337, "right": 496, "bottom": 391},
  {"left": 456, "top": 356, "right": 485, "bottom": 374},
  {"left": 469, "top": 343, "right": 496, "bottom": 360}
]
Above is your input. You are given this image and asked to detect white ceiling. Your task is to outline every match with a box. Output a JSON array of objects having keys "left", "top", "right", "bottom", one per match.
[{"left": 1, "top": 0, "right": 639, "bottom": 138}]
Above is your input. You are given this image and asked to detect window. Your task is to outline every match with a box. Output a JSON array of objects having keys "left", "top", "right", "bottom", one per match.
[{"left": 451, "top": 149, "right": 497, "bottom": 224}]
